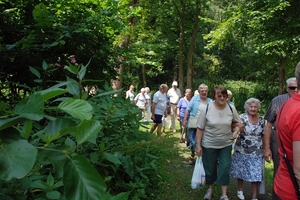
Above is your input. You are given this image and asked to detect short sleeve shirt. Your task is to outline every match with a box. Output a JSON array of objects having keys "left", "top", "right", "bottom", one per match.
[
  {"left": 274, "top": 93, "right": 300, "bottom": 200},
  {"left": 197, "top": 103, "right": 241, "bottom": 148},
  {"left": 152, "top": 91, "right": 167, "bottom": 115},
  {"left": 264, "top": 93, "right": 289, "bottom": 128},
  {"left": 177, "top": 97, "right": 190, "bottom": 119}
]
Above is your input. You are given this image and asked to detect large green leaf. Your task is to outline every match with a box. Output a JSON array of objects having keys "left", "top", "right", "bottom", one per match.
[
  {"left": 13, "top": 93, "right": 44, "bottom": 121},
  {"left": 0, "top": 140, "right": 37, "bottom": 181},
  {"left": 66, "top": 77, "right": 80, "bottom": 96},
  {"left": 0, "top": 116, "right": 27, "bottom": 131},
  {"left": 76, "top": 120, "right": 102, "bottom": 144},
  {"left": 63, "top": 154, "right": 106, "bottom": 200},
  {"left": 39, "top": 88, "right": 68, "bottom": 101},
  {"left": 44, "top": 118, "right": 77, "bottom": 143},
  {"left": 58, "top": 99, "right": 92, "bottom": 121}
]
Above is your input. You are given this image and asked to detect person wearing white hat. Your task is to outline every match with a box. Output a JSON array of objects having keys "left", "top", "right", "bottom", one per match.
[{"left": 167, "top": 81, "right": 182, "bottom": 133}]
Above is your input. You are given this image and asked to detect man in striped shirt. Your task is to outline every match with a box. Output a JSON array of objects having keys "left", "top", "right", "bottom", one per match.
[{"left": 263, "top": 77, "right": 297, "bottom": 200}]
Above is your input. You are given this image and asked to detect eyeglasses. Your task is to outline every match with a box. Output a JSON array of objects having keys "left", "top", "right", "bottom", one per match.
[{"left": 288, "top": 86, "right": 297, "bottom": 90}]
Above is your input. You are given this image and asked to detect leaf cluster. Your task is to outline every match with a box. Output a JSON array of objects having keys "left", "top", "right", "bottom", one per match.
[{"left": 0, "top": 62, "right": 161, "bottom": 200}]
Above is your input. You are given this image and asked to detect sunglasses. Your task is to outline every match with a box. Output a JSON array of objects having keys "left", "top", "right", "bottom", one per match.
[{"left": 288, "top": 86, "right": 297, "bottom": 90}]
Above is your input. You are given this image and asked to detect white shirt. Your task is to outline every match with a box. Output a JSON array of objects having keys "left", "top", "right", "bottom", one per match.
[
  {"left": 167, "top": 87, "right": 181, "bottom": 104},
  {"left": 152, "top": 91, "right": 167, "bottom": 115}
]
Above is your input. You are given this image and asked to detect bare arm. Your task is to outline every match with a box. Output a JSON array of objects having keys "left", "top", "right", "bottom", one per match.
[
  {"left": 151, "top": 102, "right": 156, "bottom": 119},
  {"left": 182, "top": 110, "right": 190, "bottom": 127},
  {"left": 196, "top": 128, "right": 203, "bottom": 156},
  {"left": 177, "top": 107, "right": 180, "bottom": 120},
  {"left": 263, "top": 121, "right": 272, "bottom": 162},
  {"left": 293, "top": 141, "right": 300, "bottom": 186}
]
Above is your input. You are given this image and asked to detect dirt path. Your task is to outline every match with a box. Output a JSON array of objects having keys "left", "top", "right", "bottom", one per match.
[{"left": 156, "top": 130, "right": 273, "bottom": 200}]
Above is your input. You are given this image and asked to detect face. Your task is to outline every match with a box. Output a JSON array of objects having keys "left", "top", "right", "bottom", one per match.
[
  {"left": 163, "top": 86, "right": 168, "bottom": 94},
  {"left": 247, "top": 102, "right": 258, "bottom": 116},
  {"left": 185, "top": 91, "right": 192, "bottom": 99},
  {"left": 214, "top": 91, "right": 227, "bottom": 105},
  {"left": 199, "top": 88, "right": 208, "bottom": 99},
  {"left": 286, "top": 80, "right": 297, "bottom": 97},
  {"left": 227, "top": 94, "right": 232, "bottom": 103}
]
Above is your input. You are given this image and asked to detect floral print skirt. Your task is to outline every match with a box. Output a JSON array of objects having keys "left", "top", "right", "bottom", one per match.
[{"left": 230, "top": 151, "right": 263, "bottom": 182}]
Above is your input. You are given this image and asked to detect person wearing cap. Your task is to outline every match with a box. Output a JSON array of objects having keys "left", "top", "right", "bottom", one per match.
[
  {"left": 226, "top": 90, "right": 235, "bottom": 106},
  {"left": 167, "top": 81, "right": 182, "bottom": 133}
]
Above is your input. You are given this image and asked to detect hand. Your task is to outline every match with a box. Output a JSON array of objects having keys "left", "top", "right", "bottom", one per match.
[
  {"left": 239, "top": 122, "right": 245, "bottom": 132},
  {"left": 263, "top": 148, "right": 272, "bottom": 163},
  {"left": 230, "top": 131, "right": 238, "bottom": 140},
  {"left": 196, "top": 145, "right": 202, "bottom": 157},
  {"left": 182, "top": 120, "right": 186, "bottom": 127}
]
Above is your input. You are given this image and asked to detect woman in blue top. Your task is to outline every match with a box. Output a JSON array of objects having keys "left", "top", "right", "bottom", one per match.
[
  {"left": 177, "top": 89, "right": 192, "bottom": 143},
  {"left": 183, "top": 84, "right": 212, "bottom": 164}
]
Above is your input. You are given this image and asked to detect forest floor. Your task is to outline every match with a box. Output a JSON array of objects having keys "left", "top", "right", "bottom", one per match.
[{"left": 141, "top": 119, "right": 274, "bottom": 200}]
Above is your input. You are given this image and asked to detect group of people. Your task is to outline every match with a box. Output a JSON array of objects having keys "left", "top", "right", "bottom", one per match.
[
  {"left": 126, "top": 85, "right": 152, "bottom": 122},
  {"left": 126, "top": 62, "right": 300, "bottom": 200}
]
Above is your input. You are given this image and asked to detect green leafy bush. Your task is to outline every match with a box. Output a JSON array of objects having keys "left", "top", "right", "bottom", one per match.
[{"left": 0, "top": 62, "right": 160, "bottom": 200}]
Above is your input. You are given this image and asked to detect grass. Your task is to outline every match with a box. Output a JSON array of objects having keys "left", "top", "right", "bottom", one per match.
[{"left": 140, "top": 118, "right": 274, "bottom": 200}]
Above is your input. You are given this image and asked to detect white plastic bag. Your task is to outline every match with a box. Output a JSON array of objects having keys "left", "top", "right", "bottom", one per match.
[{"left": 191, "top": 156, "right": 206, "bottom": 189}]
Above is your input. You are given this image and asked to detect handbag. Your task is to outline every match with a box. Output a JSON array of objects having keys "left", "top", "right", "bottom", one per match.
[
  {"left": 188, "top": 115, "right": 199, "bottom": 128},
  {"left": 191, "top": 156, "right": 205, "bottom": 189}
]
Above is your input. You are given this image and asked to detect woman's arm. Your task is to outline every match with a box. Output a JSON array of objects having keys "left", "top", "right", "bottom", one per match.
[
  {"left": 196, "top": 128, "right": 203, "bottom": 156},
  {"left": 182, "top": 110, "right": 190, "bottom": 127}
]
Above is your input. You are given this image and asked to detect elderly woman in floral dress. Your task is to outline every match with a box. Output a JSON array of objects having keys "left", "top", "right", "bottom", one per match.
[{"left": 230, "top": 98, "right": 265, "bottom": 200}]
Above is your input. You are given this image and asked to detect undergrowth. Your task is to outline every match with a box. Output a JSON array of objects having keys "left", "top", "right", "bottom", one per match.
[{"left": 140, "top": 118, "right": 274, "bottom": 200}]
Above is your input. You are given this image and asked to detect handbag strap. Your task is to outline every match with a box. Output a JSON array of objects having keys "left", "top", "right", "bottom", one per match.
[
  {"left": 278, "top": 102, "right": 300, "bottom": 199},
  {"left": 280, "top": 142, "right": 300, "bottom": 199}
]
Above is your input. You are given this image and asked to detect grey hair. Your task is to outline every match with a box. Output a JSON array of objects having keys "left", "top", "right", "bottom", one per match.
[
  {"left": 295, "top": 62, "right": 300, "bottom": 87},
  {"left": 185, "top": 88, "right": 192, "bottom": 93},
  {"left": 144, "top": 87, "right": 150, "bottom": 92},
  {"left": 140, "top": 88, "right": 145, "bottom": 92},
  {"left": 286, "top": 77, "right": 296, "bottom": 85},
  {"left": 198, "top": 84, "right": 208, "bottom": 91},
  {"left": 244, "top": 98, "right": 261, "bottom": 111}
]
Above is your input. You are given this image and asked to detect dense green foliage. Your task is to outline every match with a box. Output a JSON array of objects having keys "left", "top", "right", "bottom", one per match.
[
  {"left": 0, "top": 62, "right": 161, "bottom": 199},
  {"left": 1, "top": 0, "right": 300, "bottom": 199}
]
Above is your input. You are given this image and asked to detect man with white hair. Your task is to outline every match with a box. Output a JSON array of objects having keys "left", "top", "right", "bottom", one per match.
[{"left": 167, "top": 81, "right": 181, "bottom": 133}]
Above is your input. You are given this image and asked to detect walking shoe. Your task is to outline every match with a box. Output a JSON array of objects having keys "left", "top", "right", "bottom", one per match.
[
  {"left": 219, "top": 195, "right": 229, "bottom": 200},
  {"left": 237, "top": 191, "right": 245, "bottom": 200},
  {"left": 204, "top": 189, "right": 212, "bottom": 200}
]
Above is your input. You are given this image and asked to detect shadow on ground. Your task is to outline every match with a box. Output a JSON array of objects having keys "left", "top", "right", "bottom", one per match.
[{"left": 150, "top": 127, "right": 273, "bottom": 200}]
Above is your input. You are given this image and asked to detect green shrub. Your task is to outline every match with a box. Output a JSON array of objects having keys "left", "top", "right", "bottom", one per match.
[{"left": 0, "top": 62, "right": 160, "bottom": 200}]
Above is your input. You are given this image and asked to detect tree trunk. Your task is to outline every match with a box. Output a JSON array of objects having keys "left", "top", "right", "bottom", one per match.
[
  {"left": 186, "top": 0, "right": 201, "bottom": 89},
  {"left": 142, "top": 64, "right": 147, "bottom": 87},
  {"left": 278, "top": 57, "right": 286, "bottom": 95},
  {"left": 175, "top": 0, "right": 186, "bottom": 92},
  {"left": 111, "top": 0, "right": 137, "bottom": 92}
]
